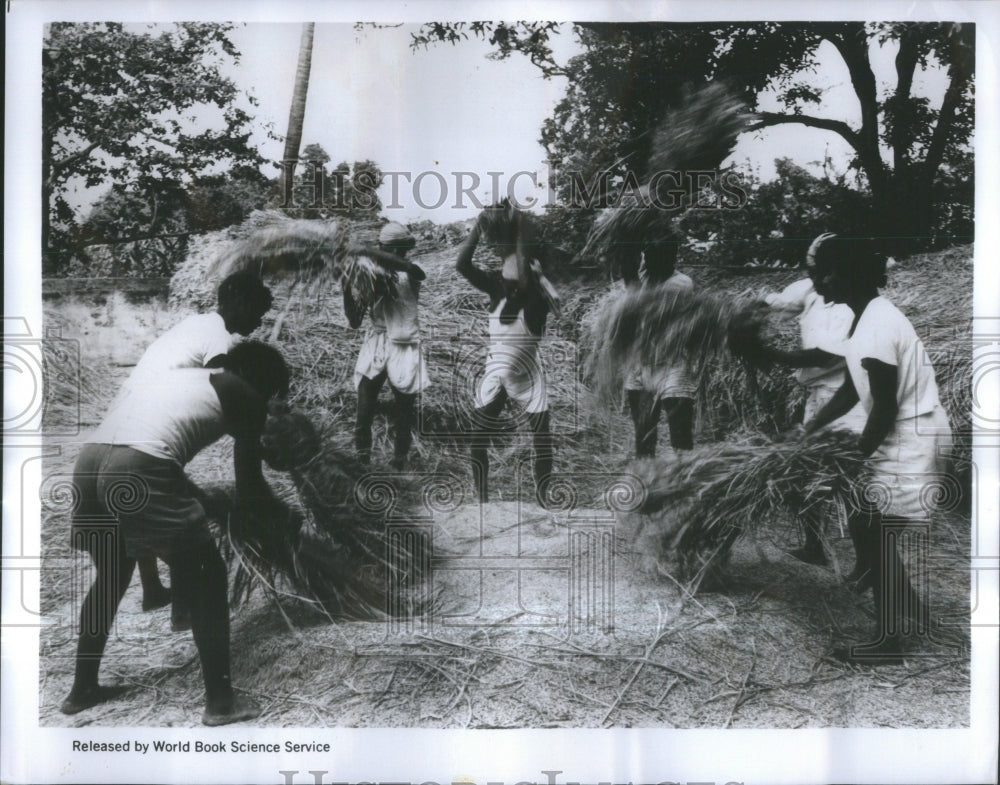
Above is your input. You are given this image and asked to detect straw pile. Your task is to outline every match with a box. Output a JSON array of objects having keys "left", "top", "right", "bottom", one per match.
[
  {"left": 232, "top": 405, "right": 431, "bottom": 617},
  {"left": 625, "top": 428, "right": 869, "bottom": 589}
]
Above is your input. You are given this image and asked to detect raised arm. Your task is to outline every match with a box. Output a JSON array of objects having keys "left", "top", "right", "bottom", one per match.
[
  {"left": 456, "top": 223, "right": 496, "bottom": 295},
  {"left": 514, "top": 213, "right": 535, "bottom": 291}
]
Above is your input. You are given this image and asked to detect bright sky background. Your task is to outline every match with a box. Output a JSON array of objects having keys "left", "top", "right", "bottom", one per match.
[{"left": 215, "top": 22, "right": 950, "bottom": 223}]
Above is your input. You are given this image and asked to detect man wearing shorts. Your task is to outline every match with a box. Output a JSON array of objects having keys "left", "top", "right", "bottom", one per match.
[
  {"left": 60, "top": 342, "right": 288, "bottom": 725},
  {"left": 346, "top": 222, "right": 429, "bottom": 471},
  {"left": 456, "top": 209, "right": 555, "bottom": 507}
]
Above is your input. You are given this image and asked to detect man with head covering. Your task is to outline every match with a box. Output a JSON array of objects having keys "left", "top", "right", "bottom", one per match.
[
  {"left": 345, "top": 222, "right": 429, "bottom": 470},
  {"left": 761, "top": 233, "right": 867, "bottom": 567}
]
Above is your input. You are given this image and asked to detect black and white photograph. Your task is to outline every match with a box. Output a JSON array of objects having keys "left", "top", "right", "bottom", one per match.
[{"left": 3, "top": 1, "right": 998, "bottom": 783}]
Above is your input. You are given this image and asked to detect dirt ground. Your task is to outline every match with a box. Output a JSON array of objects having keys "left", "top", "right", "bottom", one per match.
[{"left": 37, "top": 243, "right": 972, "bottom": 729}]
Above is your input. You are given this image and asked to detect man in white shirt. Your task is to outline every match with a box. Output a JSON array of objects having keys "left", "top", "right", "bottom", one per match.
[
  {"left": 456, "top": 206, "right": 556, "bottom": 508},
  {"left": 804, "top": 234, "right": 952, "bottom": 665},
  {"left": 112, "top": 272, "right": 273, "bottom": 624},
  {"left": 62, "top": 341, "right": 288, "bottom": 724}
]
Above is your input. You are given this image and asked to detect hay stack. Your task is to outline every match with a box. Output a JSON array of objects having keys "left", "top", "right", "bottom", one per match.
[{"left": 624, "top": 429, "right": 868, "bottom": 589}]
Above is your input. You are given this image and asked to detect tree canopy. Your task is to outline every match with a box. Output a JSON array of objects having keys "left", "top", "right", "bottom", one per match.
[
  {"left": 42, "top": 22, "right": 266, "bottom": 273},
  {"left": 412, "top": 21, "right": 974, "bottom": 252}
]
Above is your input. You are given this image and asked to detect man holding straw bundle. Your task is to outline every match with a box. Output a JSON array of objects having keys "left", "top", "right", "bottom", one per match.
[
  {"left": 61, "top": 341, "right": 289, "bottom": 724},
  {"left": 623, "top": 236, "right": 696, "bottom": 459},
  {"left": 113, "top": 271, "right": 274, "bottom": 629},
  {"left": 346, "top": 222, "right": 429, "bottom": 471},
  {"left": 456, "top": 201, "right": 557, "bottom": 508},
  {"left": 802, "top": 233, "right": 952, "bottom": 665},
  {"left": 763, "top": 234, "right": 867, "bottom": 566}
]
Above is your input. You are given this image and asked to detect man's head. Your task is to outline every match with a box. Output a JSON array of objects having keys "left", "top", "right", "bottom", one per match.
[
  {"left": 378, "top": 222, "right": 416, "bottom": 257},
  {"left": 222, "top": 340, "right": 289, "bottom": 401},
  {"left": 217, "top": 272, "right": 273, "bottom": 336},
  {"left": 807, "top": 233, "right": 886, "bottom": 304},
  {"left": 641, "top": 239, "right": 679, "bottom": 284}
]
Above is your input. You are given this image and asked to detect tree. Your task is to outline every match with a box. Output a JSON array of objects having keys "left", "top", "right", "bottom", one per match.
[
  {"left": 275, "top": 148, "right": 385, "bottom": 219},
  {"left": 42, "top": 22, "right": 265, "bottom": 273},
  {"left": 412, "top": 22, "right": 974, "bottom": 252},
  {"left": 679, "top": 158, "right": 873, "bottom": 267},
  {"left": 280, "top": 23, "right": 316, "bottom": 199}
]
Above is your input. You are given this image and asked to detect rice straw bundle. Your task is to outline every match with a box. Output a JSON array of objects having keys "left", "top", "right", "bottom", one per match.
[
  {"left": 575, "top": 186, "right": 679, "bottom": 277},
  {"left": 204, "top": 215, "right": 398, "bottom": 310},
  {"left": 586, "top": 282, "right": 771, "bottom": 402},
  {"left": 207, "top": 215, "right": 348, "bottom": 280},
  {"left": 225, "top": 407, "right": 433, "bottom": 617},
  {"left": 477, "top": 200, "right": 562, "bottom": 316},
  {"left": 577, "top": 83, "right": 751, "bottom": 274},
  {"left": 334, "top": 244, "right": 403, "bottom": 306},
  {"left": 213, "top": 488, "right": 392, "bottom": 618},
  {"left": 627, "top": 428, "right": 868, "bottom": 588},
  {"left": 478, "top": 199, "right": 523, "bottom": 247},
  {"left": 647, "top": 82, "right": 752, "bottom": 177}
]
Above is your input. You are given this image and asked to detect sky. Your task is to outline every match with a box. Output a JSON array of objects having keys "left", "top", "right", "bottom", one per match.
[{"left": 213, "top": 22, "right": 951, "bottom": 223}]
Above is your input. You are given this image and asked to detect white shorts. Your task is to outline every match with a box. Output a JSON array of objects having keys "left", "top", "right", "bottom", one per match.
[
  {"left": 476, "top": 347, "right": 547, "bottom": 414},
  {"left": 353, "top": 332, "right": 429, "bottom": 395},
  {"left": 864, "top": 405, "right": 954, "bottom": 520},
  {"left": 623, "top": 364, "right": 695, "bottom": 399}
]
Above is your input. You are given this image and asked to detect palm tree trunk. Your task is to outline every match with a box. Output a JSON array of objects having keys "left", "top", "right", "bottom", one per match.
[{"left": 280, "top": 23, "right": 315, "bottom": 205}]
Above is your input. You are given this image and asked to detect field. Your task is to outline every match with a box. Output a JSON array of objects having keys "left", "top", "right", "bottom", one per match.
[{"left": 37, "top": 236, "right": 973, "bottom": 728}]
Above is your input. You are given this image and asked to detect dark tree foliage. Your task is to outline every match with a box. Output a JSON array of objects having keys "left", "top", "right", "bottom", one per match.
[
  {"left": 275, "top": 146, "right": 385, "bottom": 219},
  {"left": 43, "top": 22, "right": 267, "bottom": 273}
]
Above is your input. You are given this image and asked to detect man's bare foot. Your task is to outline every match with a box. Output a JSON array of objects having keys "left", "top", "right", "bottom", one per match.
[
  {"left": 60, "top": 684, "right": 131, "bottom": 715},
  {"left": 202, "top": 694, "right": 261, "bottom": 726}
]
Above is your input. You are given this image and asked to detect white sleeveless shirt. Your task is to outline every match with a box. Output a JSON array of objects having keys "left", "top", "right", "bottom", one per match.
[{"left": 90, "top": 368, "right": 226, "bottom": 466}]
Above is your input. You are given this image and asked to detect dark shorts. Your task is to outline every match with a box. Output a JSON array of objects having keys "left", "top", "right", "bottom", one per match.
[{"left": 70, "top": 444, "right": 213, "bottom": 559}]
